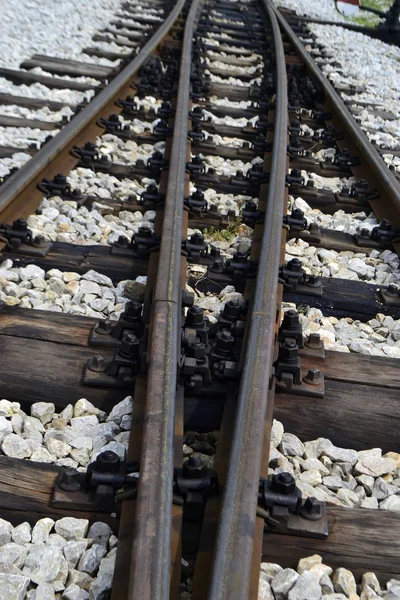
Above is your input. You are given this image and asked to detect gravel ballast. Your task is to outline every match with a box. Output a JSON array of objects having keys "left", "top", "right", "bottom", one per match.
[
  {"left": 0, "top": 0, "right": 125, "bottom": 68},
  {"left": 0, "top": 515, "right": 117, "bottom": 598},
  {"left": 0, "top": 259, "right": 146, "bottom": 320},
  {"left": 269, "top": 419, "right": 400, "bottom": 511},
  {"left": 0, "top": 396, "right": 132, "bottom": 469},
  {"left": 283, "top": 303, "right": 400, "bottom": 357},
  {"left": 259, "top": 556, "right": 400, "bottom": 599}
]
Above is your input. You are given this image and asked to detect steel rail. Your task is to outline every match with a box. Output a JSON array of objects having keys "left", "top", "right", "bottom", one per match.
[
  {"left": 273, "top": 4, "right": 400, "bottom": 211},
  {"left": 0, "top": 0, "right": 186, "bottom": 216},
  {"left": 208, "top": 0, "right": 288, "bottom": 597},
  {"left": 126, "top": 0, "right": 202, "bottom": 598}
]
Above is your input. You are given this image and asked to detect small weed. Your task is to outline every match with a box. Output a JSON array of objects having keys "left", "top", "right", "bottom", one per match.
[{"left": 204, "top": 219, "right": 242, "bottom": 242}]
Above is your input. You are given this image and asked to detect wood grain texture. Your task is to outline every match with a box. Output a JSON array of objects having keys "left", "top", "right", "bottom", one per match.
[
  {"left": 0, "top": 306, "right": 97, "bottom": 345},
  {"left": 0, "top": 333, "right": 127, "bottom": 412},
  {"left": 284, "top": 277, "right": 400, "bottom": 321},
  {"left": 21, "top": 55, "right": 114, "bottom": 79},
  {"left": 5, "top": 241, "right": 147, "bottom": 281},
  {"left": 263, "top": 507, "right": 400, "bottom": 584},
  {"left": 274, "top": 379, "right": 400, "bottom": 452},
  {"left": 302, "top": 350, "right": 400, "bottom": 389},
  {"left": 0, "top": 68, "right": 99, "bottom": 91}
]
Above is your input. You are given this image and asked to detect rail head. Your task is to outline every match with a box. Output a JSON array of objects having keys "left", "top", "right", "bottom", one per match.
[
  {"left": 126, "top": 1, "right": 203, "bottom": 599},
  {"left": 0, "top": 0, "right": 186, "bottom": 216},
  {"left": 208, "top": 1, "right": 288, "bottom": 598}
]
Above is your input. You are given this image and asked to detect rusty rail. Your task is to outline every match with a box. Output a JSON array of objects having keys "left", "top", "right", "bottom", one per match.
[
  {"left": 207, "top": 1, "right": 288, "bottom": 598},
  {"left": 126, "top": 1, "right": 203, "bottom": 598}
]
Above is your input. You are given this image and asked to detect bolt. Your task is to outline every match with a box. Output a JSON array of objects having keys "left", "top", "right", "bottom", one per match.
[
  {"left": 277, "top": 472, "right": 293, "bottom": 484},
  {"left": 33, "top": 235, "right": 46, "bottom": 247},
  {"left": 54, "top": 174, "right": 67, "bottom": 185},
  {"left": 223, "top": 299, "right": 241, "bottom": 320},
  {"left": 282, "top": 309, "right": 299, "bottom": 329},
  {"left": 279, "top": 340, "right": 299, "bottom": 362},
  {"left": 287, "top": 258, "right": 303, "bottom": 273},
  {"left": 95, "top": 319, "right": 113, "bottom": 336},
  {"left": 303, "top": 367, "right": 322, "bottom": 386},
  {"left": 188, "top": 341, "right": 206, "bottom": 359},
  {"left": 386, "top": 284, "right": 400, "bottom": 297},
  {"left": 306, "top": 275, "right": 319, "bottom": 287},
  {"left": 186, "top": 305, "right": 204, "bottom": 326},
  {"left": 96, "top": 450, "right": 120, "bottom": 473},
  {"left": 126, "top": 193, "right": 137, "bottom": 204},
  {"left": 58, "top": 467, "right": 81, "bottom": 492},
  {"left": 300, "top": 496, "right": 322, "bottom": 520},
  {"left": 138, "top": 225, "right": 152, "bottom": 238},
  {"left": 13, "top": 218, "right": 28, "bottom": 231},
  {"left": 215, "top": 329, "right": 235, "bottom": 354},
  {"left": 87, "top": 354, "right": 106, "bottom": 372},
  {"left": 305, "top": 333, "right": 323, "bottom": 350},
  {"left": 183, "top": 454, "right": 207, "bottom": 478},
  {"left": 125, "top": 301, "right": 142, "bottom": 319},
  {"left": 119, "top": 333, "right": 139, "bottom": 357},
  {"left": 271, "top": 471, "right": 296, "bottom": 495}
]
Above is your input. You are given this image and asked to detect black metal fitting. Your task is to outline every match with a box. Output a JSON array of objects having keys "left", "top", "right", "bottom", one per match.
[
  {"left": 185, "top": 188, "right": 207, "bottom": 211},
  {"left": 274, "top": 341, "right": 301, "bottom": 387},
  {"left": 189, "top": 123, "right": 206, "bottom": 143},
  {"left": 334, "top": 148, "right": 360, "bottom": 168},
  {"left": 242, "top": 200, "right": 264, "bottom": 226},
  {"left": 37, "top": 173, "right": 84, "bottom": 201},
  {"left": 259, "top": 473, "right": 302, "bottom": 519},
  {"left": 278, "top": 309, "right": 304, "bottom": 349},
  {"left": 174, "top": 456, "right": 218, "bottom": 521},
  {"left": 140, "top": 183, "right": 165, "bottom": 208},
  {"left": 186, "top": 156, "right": 205, "bottom": 175},
  {"left": 286, "top": 168, "right": 304, "bottom": 187},
  {"left": 72, "top": 142, "right": 111, "bottom": 170},
  {"left": 279, "top": 258, "right": 307, "bottom": 287},
  {"left": 153, "top": 119, "right": 173, "bottom": 139},
  {"left": 226, "top": 251, "right": 252, "bottom": 280},
  {"left": 183, "top": 232, "right": 209, "bottom": 261},
  {"left": 190, "top": 106, "right": 204, "bottom": 124},
  {"left": 98, "top": 113, "right": 125, "bottom": 135},
  {"left": 247, "top": 162, "right": 268, "bottom": 183},
  {"left": 0, "top": 219, "right": 49, "bottom": 252},
  {"left": 147, "top": 150, "right": 167, "bottom": 174},
  {"left": 283, "top": 208, "right": 308, "bottom": 237},
  {"left": 132, "top": 226, "right": 159, "bottom": 257},
  {"left": 157, "top": 101, "right": 174, "bottom": 120}
]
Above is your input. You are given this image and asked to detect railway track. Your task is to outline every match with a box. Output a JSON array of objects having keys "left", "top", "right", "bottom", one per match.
[
  {"left": 0, "top": 0, "right": 399, "bottom": 599},
  {"left": 0, "top": 0, "right": 166, "bottom": 183}
]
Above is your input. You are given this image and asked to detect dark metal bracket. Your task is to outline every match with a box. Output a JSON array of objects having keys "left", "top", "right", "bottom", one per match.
[{"left": 259, "top": 473, "right": 328, "bottom": 539}]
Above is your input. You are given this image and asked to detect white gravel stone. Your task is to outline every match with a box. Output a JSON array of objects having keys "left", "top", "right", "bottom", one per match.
[
  {"left": 55, "top": 518, "right": 89, "bottom": 541},
  {"left": 0, "top": 0, "right": 128, "bottom": 68},
  {"left": 1, "top": 434, "right": 32, "bottom": 458},
  {"left": 0, "top": 572, "right": 29, "bottom": 599},
  {"left": 31, "top": 402, "right": 55, "bottom": 425},
  {"left": 78, "top": 544, "right": 107, "bottom": 576},
  {"left": 12, "top": 522, "right": 31, "bottom": 545},
  {"left": 32, "top": 518, "right": 55, "bottom": 544},
  {"left": 271, "top": 568, "right": 299, "bottom": 600}
]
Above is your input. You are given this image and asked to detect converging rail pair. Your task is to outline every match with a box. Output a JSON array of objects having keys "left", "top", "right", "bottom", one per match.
[{"left": 0, "top": 0, "right": 399, "bottom": 599}]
